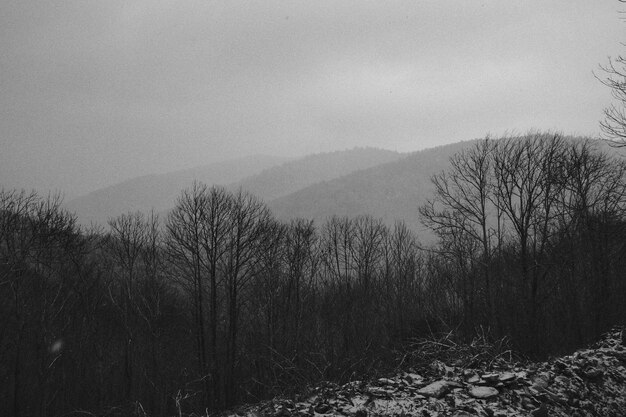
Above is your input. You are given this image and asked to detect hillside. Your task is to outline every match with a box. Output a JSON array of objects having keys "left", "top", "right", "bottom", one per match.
[
  {"left": 232, "top": 147, "right": 403, "bottom": 201},
  {"left": 66, "top": 148, "right": 404, "bottom": 227},
  {"left": 231, "top": 327, "right": 626, "bottom": 417},
  {"left": 268, "top": 140, "right": 477, "bottom": 241},
  {"left": 65, "top": 155, "right": 291, "bottom": 226},
  {"left": 267, "top": 138, "right": 621, "bottom": 243},
  {"left": 66, "top": 138, "right": 617, "bottom": 234}
]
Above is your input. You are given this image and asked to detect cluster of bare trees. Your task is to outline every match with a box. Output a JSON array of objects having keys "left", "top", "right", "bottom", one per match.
[
  {"left": 420, "top": 133, "right": 626, "bottom": 354},
  {"left": 0, "top": 185, "right": 432, "bottom": 417},
  {"left": 0, "top": 191, "right": 191, "bottom": 417},
  {"left": 163, "top": 186, "right": 435, "bottom": 411},
  {"left": 0, "top": 133, "right": 624, "bottom": 417}
]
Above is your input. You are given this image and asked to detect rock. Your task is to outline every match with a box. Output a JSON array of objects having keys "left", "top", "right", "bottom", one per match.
[
  {"left": 368, "top": 387, "right": 390, "bottom": 397},
  {"left": 274, "top": 408, "right": 291, "bottom": 417},
  {"left": 532, "top": 373, "right": 550, "bottom": 390},
  {"left": 530, "top": 403, "right": 549, "bottom": 417},
  {"left": 354, "top": 407, "right": 367, "bottom": 417},
  {"left": 447, "top": 380, "right": 463, "bottom": 388},
  {"left": 467, "top": 375, "right": 481, "bottom": 384},
  {"left": 499, "top": 372, "right": 516, "bottom": 383},
  {"left": 404, "top": 372, "right": 423, "bottom": 384},
  {"left": 583, "top": 368, "right": 603, "bottom": 380},
  {"left": 522, "top": 396, "right": 537, "bottom": 410},
  {"left": 482, "top": 373, "right": 499, "bottom": 382},
  {"left": 417, "top": 380, "right": 450, "bottom": 398},
  {"left": 468, "top": 386, "right": 499, "bottom": 399},
  {"left": 377, "top": 378, "right": 396, "bottom": 386},
  {"left": 313, "top": 403, "right": 330, "bottom": 414},
  {"left": 431, "top": 360, "right": 454, "bottom": 376}
]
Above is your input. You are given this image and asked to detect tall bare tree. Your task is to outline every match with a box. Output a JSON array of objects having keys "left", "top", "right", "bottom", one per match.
[
  {"left": 420, "top": 138, "right": 498, "bottom": 328},
  {"left": 166, "top": 182, "right": 212, "bottom": 407}
]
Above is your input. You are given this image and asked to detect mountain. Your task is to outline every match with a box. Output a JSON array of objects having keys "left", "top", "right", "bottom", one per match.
[
  {"left": 66, "top": 148, "right": 404, "bottom": 227},
  {"left": 65, "top": 154, "right": 292, "bottom": 226},
  {"left": 232, "top": 147, "right": 403, "bottom": 201},
  {"left": 267, "top": 141, "right": 477, "bottom": 241},
  {"left": 267, "top": 137, "right": 622, "bottom": 243}
]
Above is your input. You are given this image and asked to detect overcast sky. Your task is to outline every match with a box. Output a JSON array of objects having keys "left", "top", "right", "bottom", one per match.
[{"left": 1, "top": 1, "right": 624, "bottom": 197}]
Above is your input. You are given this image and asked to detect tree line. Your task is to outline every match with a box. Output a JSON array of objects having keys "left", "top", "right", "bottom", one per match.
[{"left": 0, "top": 133, "right": 624, "bottom": 417}]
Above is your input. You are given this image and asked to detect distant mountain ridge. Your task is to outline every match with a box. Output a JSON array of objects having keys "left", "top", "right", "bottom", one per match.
[
  {"left": 231, "top": 147, "right": 403, "bottom": 201},
  {"left": 65, "top": 148, "right": 404, "bottom": 227},
  {"left": 267, "top": 137, "right": 621, "bottom": 243},
  {"left": 67, "top": 139, "right": 613, "bottom": 238},
  {"left": 267, "top": 141, "right": 478, "bottom": 241},
  {"left": 65, "top": 154, "right": 292, "bottom": 226}
]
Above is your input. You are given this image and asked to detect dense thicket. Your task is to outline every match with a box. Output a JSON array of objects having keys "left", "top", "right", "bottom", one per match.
[{"left": 0, "top": 134, "right": 624, "bottom": 417}]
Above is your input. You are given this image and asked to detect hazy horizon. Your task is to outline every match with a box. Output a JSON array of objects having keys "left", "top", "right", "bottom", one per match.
[{"left": 2, "top": 1, "right": 624, "bottom": 198}]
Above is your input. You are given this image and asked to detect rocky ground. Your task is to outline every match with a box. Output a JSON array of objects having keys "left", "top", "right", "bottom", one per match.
[{"left": 230, "top": 327, "right": 626, "bottom": 417}]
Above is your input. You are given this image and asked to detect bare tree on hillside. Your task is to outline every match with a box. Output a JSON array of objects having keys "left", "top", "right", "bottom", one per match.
[{"left": 599, "top": 55, "right": 626, "bottom": 145}]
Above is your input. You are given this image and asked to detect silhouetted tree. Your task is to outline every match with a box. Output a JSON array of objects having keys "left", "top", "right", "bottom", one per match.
[{"left": 599, "top": 55, "right": 626, "bottom": 145}]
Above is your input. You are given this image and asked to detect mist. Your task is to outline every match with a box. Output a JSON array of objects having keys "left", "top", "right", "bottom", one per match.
[{"left": 1, "top": 1, "right": 623, "bottom": 197}]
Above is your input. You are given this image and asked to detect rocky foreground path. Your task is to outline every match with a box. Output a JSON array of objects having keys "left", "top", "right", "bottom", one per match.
[{"left": 232, "top": 327, "right": 626, "bottom": 417}]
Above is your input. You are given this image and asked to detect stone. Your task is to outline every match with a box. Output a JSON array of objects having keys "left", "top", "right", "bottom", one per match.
[
  {"left": 468, "top": 385, "right": 499, "bottom": 399},
  {"left": 274, "top": 408, "right": 291, "bottom": 417},
  {"left": 482, "top": 373, "right": 499, "bottom": 382},
  {"left": 404, "top": 372, "right": 423, "bottom": 384},
  {"left": 368, "top": 387, "right": 390, "bottom": 397},
  {"left": 499, "top": 372, "right": 516, "bottom": 383},
  {"left": 314, "top": 403, "right": 330, "bottom": 414},
  {"left": 530, "top": 403, "right": 549, "bottom": 417},
  {"left": 417, "top": 380, "right": 450, "bottom": 398},
  {"left": 583, "top": 368, "right": 602, "bottom": 380},
  {"left": 377, "top": 378, "right": 396, "bottom": 385},
  {"left": 467, "top": 375, "right": 481, "bottom": 384}
]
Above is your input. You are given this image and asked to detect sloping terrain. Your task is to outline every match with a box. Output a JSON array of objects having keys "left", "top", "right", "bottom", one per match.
[
  {"left": 65, "top": 155, "right": 292, "bottom": 226},
  {"left": 233, "top": 327, "right": 626, "bottom": 417},
  {"left": 232, "top": 148, "right": 403, "bottom": 202},
  {"left": 65, "top": 148, "right": 403, "bottom": 227},
  {"left": 268, "top": 138, "right": 620, "bottom": 243},
  {"left": 268, "top": 141, "right": 477, "bottom": 240}
]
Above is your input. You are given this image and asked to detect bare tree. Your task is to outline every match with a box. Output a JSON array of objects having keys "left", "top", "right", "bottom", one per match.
[
  {"left": 166, "top": 182, "right": 212, "bottom": 407},
  {"left": 419, "top": 138, "right": 498, "bottom": 328},
  {"left": 106, "top": 211, "right": 149, "bottom": 406},
  {"left": 491, "top": 133, "right": 568, "bottom": 349},
  {"left": 221, "top": 189, "right": 273, "bottom": 405},
  {"left": 599, "top": 55, "right": 626, "bottom": 145}
]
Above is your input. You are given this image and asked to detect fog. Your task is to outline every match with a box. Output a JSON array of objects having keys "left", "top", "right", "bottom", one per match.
[{"left": 1, "top": 1, "right": 623, "bottom": 197}]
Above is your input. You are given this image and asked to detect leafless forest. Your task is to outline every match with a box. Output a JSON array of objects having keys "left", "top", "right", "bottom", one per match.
[{"left": 1, "top": 132, "right": 625, "bottom": 416}]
